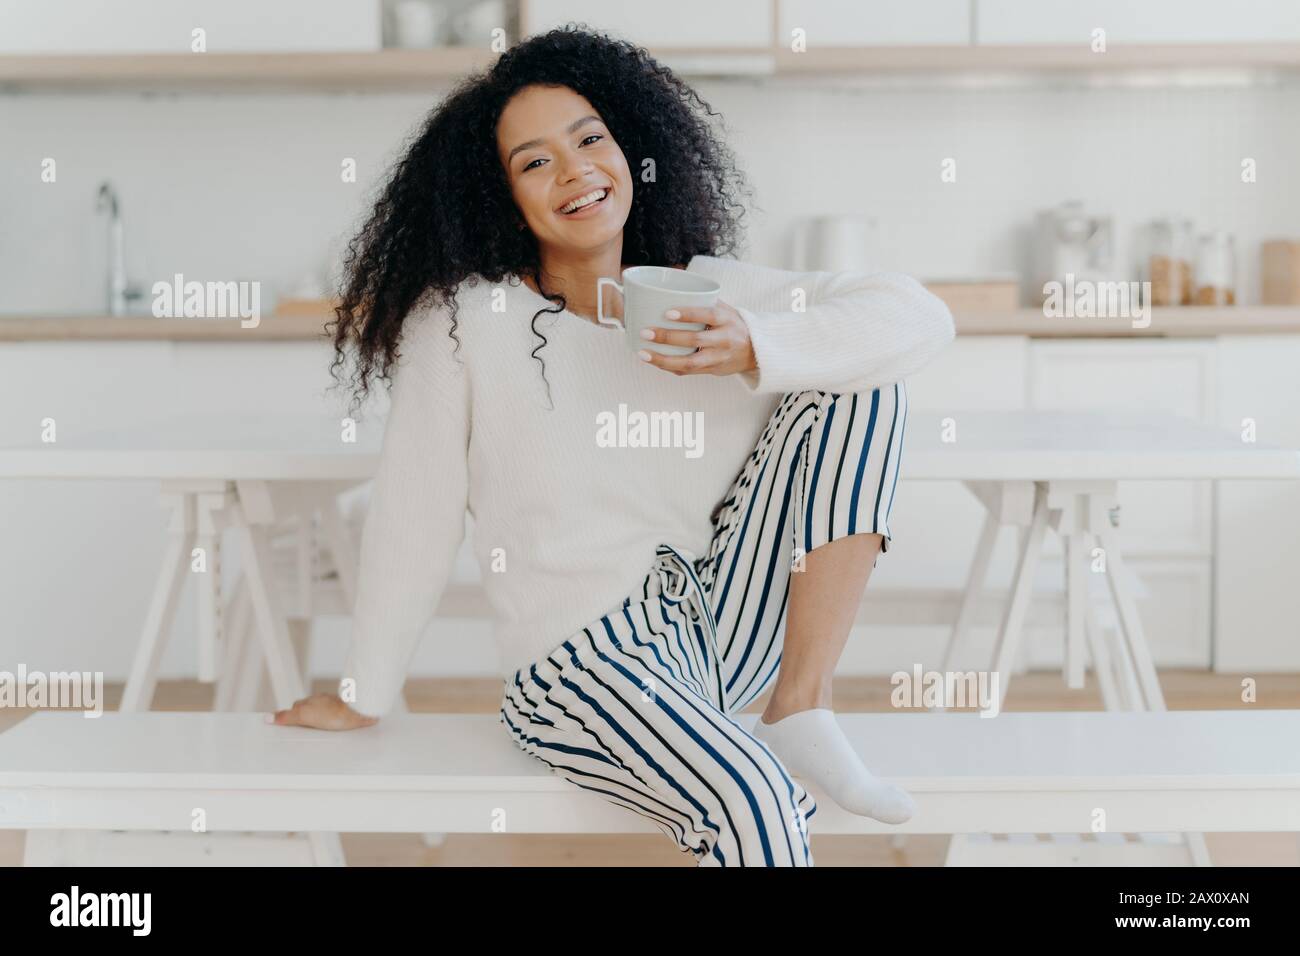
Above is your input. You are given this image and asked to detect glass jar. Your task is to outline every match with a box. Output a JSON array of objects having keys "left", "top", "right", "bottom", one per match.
[
  {"left": 1147, "top": 219, "right": 1178, "bottom": 307},
  {"left": 1194, "top": 231, "right": 1237, "bottom": 306},
  {"left": 1177, "top": 219, "right": 1196, "bottom": 305}
]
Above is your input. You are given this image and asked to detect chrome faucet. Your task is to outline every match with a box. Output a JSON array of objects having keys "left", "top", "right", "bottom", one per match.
[{"left": 95, "top": 181, "right": 144, "bottom": 315}]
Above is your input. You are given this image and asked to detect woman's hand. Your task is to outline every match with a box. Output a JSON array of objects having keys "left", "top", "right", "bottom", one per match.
[
  {"left": 636, "top": 300, "right": 757, "bottom": 377},
  {"left": 269, "top": 692, "right": 379, "bottom": 731}
]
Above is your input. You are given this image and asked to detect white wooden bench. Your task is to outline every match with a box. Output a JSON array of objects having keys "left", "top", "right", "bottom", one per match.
[{"left": 3, "top": 709, "right": 1298, "bottom": 865}]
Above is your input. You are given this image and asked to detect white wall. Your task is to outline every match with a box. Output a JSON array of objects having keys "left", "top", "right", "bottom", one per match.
[
  {"left": 2, "top": 82, "right": 1298, "bottom": 313},
  {"left": 3, "top": 78, "right": 1299, "bottom": 683}
]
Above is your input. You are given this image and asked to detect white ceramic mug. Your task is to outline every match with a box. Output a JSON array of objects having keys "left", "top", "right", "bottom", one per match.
[{"left": 596, "top": 266, "right": 721, "bottom": 356}]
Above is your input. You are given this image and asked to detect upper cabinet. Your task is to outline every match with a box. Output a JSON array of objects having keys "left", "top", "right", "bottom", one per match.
[
  {"left": 976, "top": 0, "right": 1300, "bottom": 44},
  {"left": 0, "top": 0, "right": 382, "bottom": 54},
  {"left": 521, "top": 0, "right": 774, "bottom": 48},
  {"left": 5, "top": 0, "right": 1300, "bottom": 91},
  {"left": 779, "top": 0, "right": 972, "bottom": 46}
]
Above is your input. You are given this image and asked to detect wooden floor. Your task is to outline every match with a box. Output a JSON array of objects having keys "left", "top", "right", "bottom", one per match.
[{"left": 3, "top": 670, "right": 1298, "bottom": 867}]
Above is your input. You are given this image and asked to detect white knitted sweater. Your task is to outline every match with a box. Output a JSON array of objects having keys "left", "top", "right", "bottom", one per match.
[{"left": 339, "top": 255, "right": 955, "bottom": 717}]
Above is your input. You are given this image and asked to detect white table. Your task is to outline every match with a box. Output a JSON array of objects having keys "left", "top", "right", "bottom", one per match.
[
  {"left": 0, "top": 411, "right": 379, "bottom": 713},
  {"left": 901, "top": 408, "right": 1300, "bottom": 865},
  {"left": 904, "top": 408, "right": 1300, "bottom": 481},
  {"left": 6, "top": 407, "right": 1297, "bottom": 725},
  {"left": 902, "top": 409, "right": 1300, "bottom": 711}
]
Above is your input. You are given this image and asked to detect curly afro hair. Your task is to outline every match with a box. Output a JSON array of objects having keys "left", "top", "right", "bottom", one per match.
[{"left": 327, "top": 24, "right": 754, "bottom": 413}]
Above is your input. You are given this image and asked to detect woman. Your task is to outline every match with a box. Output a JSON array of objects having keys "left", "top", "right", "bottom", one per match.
[{"left": 273, "top": 26, "right": 955, "bottom": 867}]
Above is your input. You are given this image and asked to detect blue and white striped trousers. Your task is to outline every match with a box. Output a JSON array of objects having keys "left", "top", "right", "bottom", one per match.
[{"left": 499, "top": 383, "right": 908, "bottom": 866}]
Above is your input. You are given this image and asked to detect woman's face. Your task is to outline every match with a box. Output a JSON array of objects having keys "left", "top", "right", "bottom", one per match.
[{"left": 497, "top": 84, "right": 633, "bottom": 257}]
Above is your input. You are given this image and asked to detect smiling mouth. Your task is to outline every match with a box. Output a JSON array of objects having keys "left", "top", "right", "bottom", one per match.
[{"left": 557, "top": 187, "right": 611, "bottom": 215}]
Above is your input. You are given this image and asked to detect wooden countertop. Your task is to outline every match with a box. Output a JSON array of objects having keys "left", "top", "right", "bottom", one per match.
[
  {"left": 955, "top": 306, "right": 1300, "bottom": 337},
  {"left": 0, "top": 313, "right": 331, "bottom": 341},
  {"left": 2, "top": 307, "right": 1300, "bottom": 342},
  {"left": 6, "top": 44, "right": 1300, "bottom": 93}
]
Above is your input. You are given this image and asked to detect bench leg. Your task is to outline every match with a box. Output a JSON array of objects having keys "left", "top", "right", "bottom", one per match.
[
  {"left": 307, "top": 832, "right": 347, "bottom": 866},
  {"left": 1184, "top": 832, "right": 1212, "bottom": 866},
  {"left": 944, "top": 833, "right": 993, "bottom": 865},
  {"left": 22, "top": 830, "right": 64, "bottom": 866}
]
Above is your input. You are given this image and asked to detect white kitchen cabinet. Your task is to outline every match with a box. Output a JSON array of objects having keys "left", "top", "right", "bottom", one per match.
[
  {"left": 779, "top": 0, "right": 972, "bottom": 47},
  {"left": 521, "top": 0, "right": 774, "bottom": 48},
  {"left": 1214, "top": 335, "right": 1300, "bottom": 672},
  {"left": 0, "top": 0, "right": 383, "bottom": 54},
  {"left": 905, "top": 334, "right": 1028, "bottom": 412},
  {"left": 976, "top": 0, "right": 1300, "bottom": 45}
]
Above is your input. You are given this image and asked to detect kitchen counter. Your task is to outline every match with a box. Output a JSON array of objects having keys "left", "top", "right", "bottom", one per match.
[
  {"left": 2, "top": 306, "right": 1299, "bottom": 341},
  {"left": 0, "top": 313, "right": 330, "bottom": 341},
  {"left": 954, "top": 306, "right": 1300, "bottom": 337}
]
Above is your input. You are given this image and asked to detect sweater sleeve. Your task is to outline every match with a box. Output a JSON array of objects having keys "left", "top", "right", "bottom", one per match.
[
  {"left": 732, "top": 266, "right": 956, "bottom": 395},
  {"left": 338, "top": 304, "right": 470, "bottom": 718}
]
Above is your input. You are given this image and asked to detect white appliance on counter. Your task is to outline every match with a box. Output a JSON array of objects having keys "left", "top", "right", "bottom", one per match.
[
  {"left": 1032, "top": 201, "right": 1117, "bottom": 302},
  {"left": 790, "top": 215, "right": 881, "bottom": 272}
]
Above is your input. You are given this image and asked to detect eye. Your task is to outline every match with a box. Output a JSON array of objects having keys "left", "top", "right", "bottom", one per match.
[
  {"left": 580, "top": 133, "right": 603, "bottom": 146},
  {"left": 522, "top": 157, "right": 544, "bottom": 171}
]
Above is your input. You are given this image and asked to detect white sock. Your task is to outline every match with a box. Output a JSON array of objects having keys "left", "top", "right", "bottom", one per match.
[{"left": 752, "top": 707, "right": 916, "bottom": 824}]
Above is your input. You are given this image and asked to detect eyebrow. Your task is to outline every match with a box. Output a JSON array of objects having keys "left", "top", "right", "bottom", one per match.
[{"left": 506, "top": 115, "right": 603, "bottom": 165}]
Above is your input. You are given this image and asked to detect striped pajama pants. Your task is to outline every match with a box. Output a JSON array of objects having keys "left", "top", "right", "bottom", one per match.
[{"left": 499, "top": 383, "right": 908, "bottom": 866}]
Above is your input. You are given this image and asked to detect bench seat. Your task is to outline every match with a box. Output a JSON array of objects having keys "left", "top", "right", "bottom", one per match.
[{"left": 2, "top": 710, "right": 1298, "bottom": 836}]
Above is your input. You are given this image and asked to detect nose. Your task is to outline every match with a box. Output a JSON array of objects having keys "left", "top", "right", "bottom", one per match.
[{"left": 557, "top": 148, "right": 595, "bottom": 182}]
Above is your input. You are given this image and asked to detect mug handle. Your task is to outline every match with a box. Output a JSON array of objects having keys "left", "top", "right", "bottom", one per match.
[{"left": 596, "top": 277, "right": 624, "bottom": 329}]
